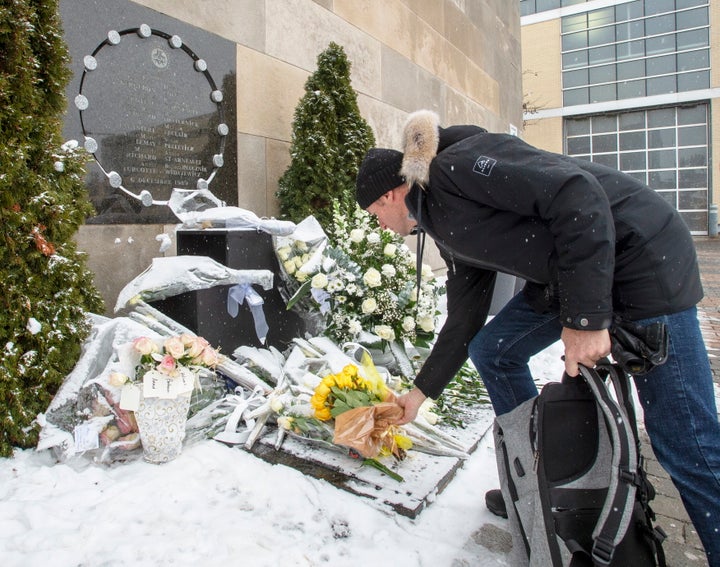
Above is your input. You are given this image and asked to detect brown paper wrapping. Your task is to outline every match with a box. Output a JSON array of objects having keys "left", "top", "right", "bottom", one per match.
[{"left": 332, "top": 402, "right": 404, "bottom": 458}]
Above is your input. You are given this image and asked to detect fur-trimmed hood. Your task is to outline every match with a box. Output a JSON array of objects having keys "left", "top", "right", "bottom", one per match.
[{"left": 400, "top": 110, "right": 487, "bottom": 188}]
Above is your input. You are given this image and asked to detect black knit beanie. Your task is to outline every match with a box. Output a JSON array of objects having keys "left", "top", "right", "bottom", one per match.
[{"left": 355, "top": 148, "right": 405, "bottom": 209}]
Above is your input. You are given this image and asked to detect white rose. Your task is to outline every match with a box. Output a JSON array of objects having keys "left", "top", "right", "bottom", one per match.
[
  {"left": 283, "top": 260, "right": 296, "bottom": 275},
  {"left": 277, "top": 246, "right": 292, "bottom": 261},
  {"left": 311, "top": 273, "right": 328, "bottom": 289},
  {"left": 374, "top": 325, "right": 396, "bottom": 341},
  {"left": 381, "top": 264, "right": 396, "bottom": 278},
  {"left": 383, "top": 243, "right": 397, "bottom": 257},
  {"left": 270, "top": 397, "right": 284, "bottom": 413},
  {"left": 367, "top": 232, "right": 380, "bottom": 244},
  {"left": 421, "top": 264, "right": 434, "bottom": 281},
  {"left": 363, "top": 268, "right": 382, "bottom": 287},
  {"left": 349, "top": 229, "right": 365, "bottom": 243},
  {"left": 361, "top": 297, "right": 377, "bottom": 314},
  {"left": 418, "top": 315, "right": 435, "bottom": 333},
  {"left": 277, "top": 416, "right": 294, "bottom": 430},
  {"left": 295, "top": 240, "right": 308, "bottom": 252},
  {"left": 402, "top": 316, "right": 416, "bottom": 333}
]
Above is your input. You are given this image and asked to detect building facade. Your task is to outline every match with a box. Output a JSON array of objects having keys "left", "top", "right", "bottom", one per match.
[{"left": 520, "top": 0, "right": 719, "bottom": 234}]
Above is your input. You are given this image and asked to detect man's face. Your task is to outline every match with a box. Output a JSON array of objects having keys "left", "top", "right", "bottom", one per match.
[{"left": 366, "top": 184, "right": 417, "bottom": 236}]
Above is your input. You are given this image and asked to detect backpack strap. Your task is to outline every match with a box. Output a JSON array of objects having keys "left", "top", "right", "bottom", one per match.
[{"left": 575, "top": 365, "right": 639, "bottom": 565}]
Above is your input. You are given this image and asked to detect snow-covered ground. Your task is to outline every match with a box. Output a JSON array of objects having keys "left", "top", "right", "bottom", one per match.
[{"left": 0, "top": 345, "right": 568, "bottom": 567}]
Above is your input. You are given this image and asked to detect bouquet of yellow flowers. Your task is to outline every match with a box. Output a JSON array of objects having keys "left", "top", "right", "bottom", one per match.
[{"left": 310, "top": 358, "right": 412, "bottom": 463}]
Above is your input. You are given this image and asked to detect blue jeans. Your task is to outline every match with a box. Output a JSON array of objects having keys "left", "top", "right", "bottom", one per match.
[{"left": 469, "top": 292, "right": 720, "bottom": 566}]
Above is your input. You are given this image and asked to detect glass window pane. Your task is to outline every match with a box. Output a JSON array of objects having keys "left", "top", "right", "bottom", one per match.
[
  {"left": 618, "top": 79, "right": 646, "bottom": 99},
  {"left": 587, "top": 7, "right": 615, "bottom": 28},
  {"left": 678, "top": 70, "right": 709, "bottom": 91},
  {"left": 679, "top": 189, "right": 707, "bottom": 209},
  {"left": 645, "top": 0, "right": 675, "bottom": 16},
  {"left": 593, "top": 133, "right": 617, "bottom": 152},
  {"left": 563, "top": 31, "right": 588, "bottom": 51},
  {"left": 589, "top": 64, "right": 616, "bottom": 84},
  {"left": 593, "top": 154, "right": 618, "bottom": 169},
  {"left": 567, "top": 136, "right": 591, "bottom": 154},
  {"left": 564, "top": 68, "right": 589, "bottom": 88},
  {"left": 646, "top": 34, "right": 676, "bottom": 55},
  {"left": 649, "top": 128, "right": 676, "bottom": 148},
  {"left": 678, "top": 50, "right": 709, "bottom": 72},
  {"left": 677, "top": 104, "right": 706, "bottom": 125},
  {"left": 618, "top": 60, "right": 645, "bottom": 80},
  {"left": 616, "top": 1, "right": 644, "bottom": 22},
  {"left": 620, "top": 131, "right": 646, "bottom": 150},
  {"left": 646, "top": 54, "right": 676, "bottom": 77},
  {"left": 678, "top": 125, "right": 707, "bottom": 145},
  {"left": 646, "top": 14, "right": 676, "bottom": 36},
  {"left": 562, "top": 13, "right": 587, "bottom": 34},
  {"left": 588, "top": 26, "right": 615, "bottom": 47},
  {"left": 562, "top": 0, "right": 587, "bottom": 6},
  {"left": 619, "top": 111, "right": 646, "bottom": 130},
  {"left": 679, "top": 169, "right": 707, "bottom": 190},
  {"left": 679, "top": 211, "right": 706, "bottom": 232},
  {"left": 538, "top": 0, "right": 562, "bottom": 11},
  {"left": 590, "top": 83, "right": 615, "bottom": 103},
  {"left": 564, "top": 88, "right": 589, "bottom": 106},
  {"left": 520, "top": 1, "right": 534, "bottom": 17},
  {"left": 677, "top": 0, "right": 708, "bottom": 8},
  {"left": 676, "top": 8, "right": 709, "bottom": 31},
  {"left": 566, "top": 118, "right": 590, "bottom": 135},
  {"left": 617, "top": 39, "right": 645, "bottom": 60},
  {"left": 589, "top": 45, "right": 615, "bottom": 64},
  {"left": 656, "top": 190, "right": 677, "bottom": 207},
  {"left": 647, "top": 75, "right": 677, "bottom": 95},
  {"left": 592, "top": 115, "right": 616, "bottom": 133},
  {"left": 650, "top": 170, "right": 677, "bottom": 189},
  {"left": 620, "top": 151, "right": 646, "bottom": 170},
  {"left": 563, "top": 50, "right": 589, "bottom": 69},
  {"left": 677, "top": 28, "right": 708, "bottom": 49},
  {"left": 678, "top": 147, "right": 707, "bottom": 167},
  {"left": 648, "top": 107, "right": 676, "bottom": 128},
  {"left": 649, "top": 149, "right": 676, "bottom": 168}
]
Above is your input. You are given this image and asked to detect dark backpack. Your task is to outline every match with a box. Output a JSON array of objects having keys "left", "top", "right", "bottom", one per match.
[{"left": 494, "top": 363, "right": 667, "bottom": 566}]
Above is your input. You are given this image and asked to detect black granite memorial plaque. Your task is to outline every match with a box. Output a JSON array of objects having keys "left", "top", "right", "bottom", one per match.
[{"left": 60, "top": 0, "right": 238, "bottom": 224}]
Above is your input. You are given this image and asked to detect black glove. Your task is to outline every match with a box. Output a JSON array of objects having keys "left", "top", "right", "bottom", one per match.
[{"left": 609, "top": 317, "right": 669, "bottom": 375}]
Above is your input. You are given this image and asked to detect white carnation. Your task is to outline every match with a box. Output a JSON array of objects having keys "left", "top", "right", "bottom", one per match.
[{"left": 381, "top": 264, "right": 396, "bottom": 278}]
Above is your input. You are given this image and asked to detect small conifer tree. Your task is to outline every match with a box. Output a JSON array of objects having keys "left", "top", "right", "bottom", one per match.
[
  {"left": 277, "top": 42, "right": 375, "bottom": 230},
  {"left": 0, "top": 0, "right": 104, "bottom": 457}
]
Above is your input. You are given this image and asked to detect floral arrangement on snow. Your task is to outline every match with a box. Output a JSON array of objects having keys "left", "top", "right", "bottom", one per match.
[
  {"left": 110, "top": 334, "right": 219, "bottom": 398},
  {"left": 275, "top": 206, "right": 443, "bottom": 368}
]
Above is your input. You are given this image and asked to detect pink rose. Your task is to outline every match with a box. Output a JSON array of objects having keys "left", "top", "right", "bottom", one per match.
[
  {"left": 133, "top": 336, "right": 158, "bottom": 356},
  {"left": 163, "top": 336, "right": 185, "bottom": 359},
  {"left": 195, "top": 346, "right": 218, "bottom": 367},
  {"left": 179, "top": 333, "right": 195, "bottom": 346},
  {"left": 157, "top": 354, "right": 177, "bottom": 375},
  {"left": 186, "top": 336, "right": 206, "bottom": 358}
]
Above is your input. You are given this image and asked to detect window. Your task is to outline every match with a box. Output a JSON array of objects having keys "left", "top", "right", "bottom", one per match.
[
  {"left": 565, "top": 105, "right": 709, "bottom": 233},
  {"left": 560, "top": 1, "right": 710, "bottom": 106}
]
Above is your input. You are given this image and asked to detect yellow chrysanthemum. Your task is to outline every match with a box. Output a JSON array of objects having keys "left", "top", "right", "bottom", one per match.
[
  {"left": 310, "top": 394, "right": 327, "bottom": 410},
  {"left": 315, "top": 382, "right": 331, "bottom": 397},
  {"left": 315, "top": 407, "right": 332, "bottom": 421}
]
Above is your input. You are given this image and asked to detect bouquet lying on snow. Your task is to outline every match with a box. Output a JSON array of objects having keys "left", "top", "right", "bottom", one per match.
[{"left": 226, "top": 336, "right": 470, "bottom": 482}]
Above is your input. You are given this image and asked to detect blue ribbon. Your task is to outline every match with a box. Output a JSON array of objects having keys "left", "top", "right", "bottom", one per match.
[
  {"left": 227, "top": 284, "right": 269, "bottom": 345},
  {"left": 310, "top": 287, "right": 331, "bottom": 314}
]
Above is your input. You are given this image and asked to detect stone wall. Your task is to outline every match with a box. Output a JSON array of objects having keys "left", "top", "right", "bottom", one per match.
[{"left": 75, "top": 0, "right": 523, "bottom": 314}]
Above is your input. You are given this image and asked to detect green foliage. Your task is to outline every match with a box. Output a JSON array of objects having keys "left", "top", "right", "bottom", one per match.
[
  {"left": 0, "top": 0, "right": 104, "bottom": 457},
  {"left": 277, "top": 42, "right": 375, "bottom": 230}
]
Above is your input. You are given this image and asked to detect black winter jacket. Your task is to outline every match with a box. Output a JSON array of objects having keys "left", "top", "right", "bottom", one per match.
[{"left": 407, "top": 124, "right": 703, "bottom": 399}]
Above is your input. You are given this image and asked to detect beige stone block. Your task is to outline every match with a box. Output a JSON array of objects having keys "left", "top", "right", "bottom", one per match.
[
  {"left": 236, "top": 133, "right": 267, "bottom": 215},
  {"left": 235, "top": 45, "right": 308, "bottom": 140},
  {"left": 357, "top": 95, "right": 408, "bottom": 148},
  {"left": 266, "top": 0, "right": 381, "bottom": 96},
  {"left": 416, "top": 68, "right": 446, "bottom": 117},
  {"left": 77, "top": 224, "right": 170, "bottom": 315},
  {"left": 466, "top": 60, "right": 500, "bottom": 112},
  {"left": 266, "top": 138, "right": 292, "bottom": 218},
  {"left": 334, "top": 0, "right": 415, "bottom": 61},
  {"left": 130, "top": 0, "right": 265, "bottom": 49},
  {"left": 381, "top": 47, "right": 420, "bottom": 113},
  {"left": 401, "top": 0, "right": 444, "bottom": 34},
  {"left": 412, "top": 21, "right": 448, "bottom": 81}
]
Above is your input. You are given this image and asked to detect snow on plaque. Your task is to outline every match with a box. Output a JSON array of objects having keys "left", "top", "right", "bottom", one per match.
[{"left": 75, "top": 25, "right": 228, "bottom": 209}]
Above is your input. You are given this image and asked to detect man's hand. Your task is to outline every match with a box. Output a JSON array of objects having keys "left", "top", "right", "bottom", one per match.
[
  {"left": 561, "top": 327, "right": 611, "bottom": 376},
  {"left": 393, "top": 387, "right": 427, "bottom": 425}
]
